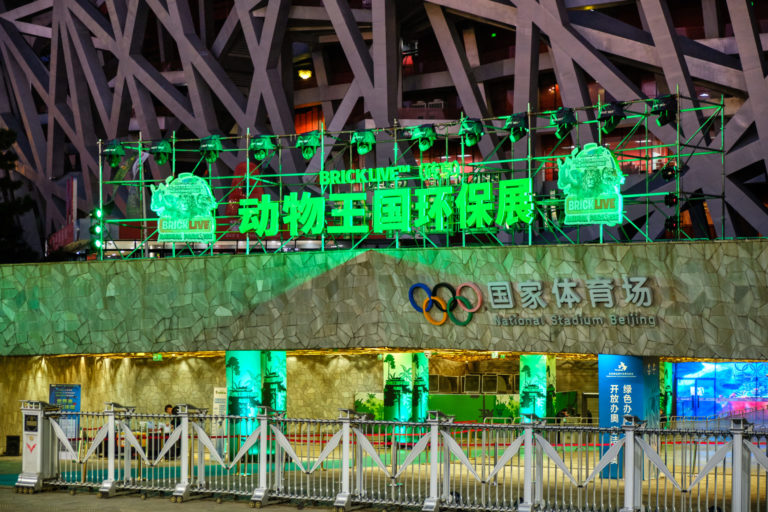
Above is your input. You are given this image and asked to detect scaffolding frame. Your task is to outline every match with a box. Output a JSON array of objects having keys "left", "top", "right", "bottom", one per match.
[{"left": 93, "top": 93, "right": 725, "bottom": 260}]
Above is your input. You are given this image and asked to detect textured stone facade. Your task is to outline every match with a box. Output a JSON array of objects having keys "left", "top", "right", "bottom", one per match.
[{"left": 1, "top": 241, "right": 767, "bottom": 359}]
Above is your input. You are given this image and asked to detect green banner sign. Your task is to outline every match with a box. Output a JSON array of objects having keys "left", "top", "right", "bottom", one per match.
[
  {"left": 151, "top": 173, "right": 217, "bottom": 242},
  {"left": 557, "top": 143, "right": 625, "bottom": 226},
  {"left": 239, "top": 177, "right": 534, "bottom": 237}
]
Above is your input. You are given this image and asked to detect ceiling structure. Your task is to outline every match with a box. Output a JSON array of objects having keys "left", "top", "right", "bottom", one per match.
[{"left": 0, "top": 0, "right": 767, "bottom": 245}]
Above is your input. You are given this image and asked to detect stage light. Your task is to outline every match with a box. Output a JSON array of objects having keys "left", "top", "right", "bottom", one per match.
[
  {"left": 90, "top": 208, "right": 104, "bottom": 250},
  {"left": 459, "top": 118, "right": 484, "bottom": 147},
  {"left": 551, "top": 107, "right": 576, "bottom": 139},
  {"left": 249, "top": 135, "right": 276, "bottom": 160},
  {"left": 664, "top": 193, "right": 678, "bottom": 207},
  {"left": 503, "top": 113, "right": 529, "bottom": 143},
  {"left": 102, "top": 140, "right": 125, "bottom": 168},
  {"left": 148, "top": 139, "right": 171, "bottom": 165},
  {"left": 199, "top": 135, "right": 223, "bottom": 164},
  {"left": 350, "top": 130, "right": 376, "bottom": 155},
  {"left": 409, "top": 124, "right": 437, "bottom": 152},
  {"left": 665, "top": 216, "right": 678, "bottom": 232},
  {"left": 296, "top": 131, "right": 321, "bottom": 160},
  {"left": 661, "top": 161, "right": 678, "bottom": 181},
  {"left": 651, "top": 94, "right": 676, "bottom": 127},
  {"left": 599, "top": 101, "right": 625, "bottom": 135}
]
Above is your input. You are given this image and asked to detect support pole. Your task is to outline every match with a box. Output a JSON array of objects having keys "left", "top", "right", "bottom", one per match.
[
  {"left": 97, "top": 139, "right": 104, "bottom": 260},
  {"left": 619, "top": 416, "right": 643, "bottom": 512},
  {"left": 172, "top": 404, "right": 191, "bottom": 501},
  {"left": 334, "top": 410, "right": 353, "bottom": 511},
  {"left": 99, "top": 403, "right": 117, "bottom": 497},
  {"left": 422, "top": 411, "right": 442, "bottom": 512},
  {"left": 730, "top": 418, "right": 751, "bottom": 512},
  {"left": 518, "top": 420, "right": 536, "bottom": 512},
  {"left": 251, "top": 407, "right": 271, "bottom": 506}
]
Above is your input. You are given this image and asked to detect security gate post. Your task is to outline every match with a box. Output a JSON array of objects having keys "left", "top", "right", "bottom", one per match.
[
  {"left": 16, "top": 400, "right": 58, "bottom": 492},
  {"left": 172, "top": 405, "right": 191, "bottom": 501},
  {"left": 99, "top": 403, "right": 118, "bottom": 497},
  {"left": 334, "top": 410, "right": 353, "bottom": 511},
  {"left": 518, "top": 421, "right": 535, "bottom": 512},
  {"left": 422, "top": 411, "right": 442, "bottom": 512},
  {"left": 620, "top": 416, "right": 643, "bottom": 512},
  {"left": 730, "top": 418, "right": 751, "bottom": 512},
  {"left": 252, "top": 407, "right": 272, "bottom": 506}
]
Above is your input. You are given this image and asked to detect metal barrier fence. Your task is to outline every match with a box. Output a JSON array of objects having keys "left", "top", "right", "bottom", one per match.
[{"left": 15, "top": 401, "right": 768, "bottom": 511}]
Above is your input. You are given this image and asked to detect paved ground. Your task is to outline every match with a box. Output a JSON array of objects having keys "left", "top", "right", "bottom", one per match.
[
  {"left": 0, "top": 455, "right": 333, "bottom": 512},
  {"left": 0, "top": 487, "right": 337, "bottom": 512}
]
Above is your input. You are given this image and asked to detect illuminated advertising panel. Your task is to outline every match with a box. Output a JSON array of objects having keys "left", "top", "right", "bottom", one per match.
[{"left": 557, "top": 143, "right": 625, "bottom": 226}]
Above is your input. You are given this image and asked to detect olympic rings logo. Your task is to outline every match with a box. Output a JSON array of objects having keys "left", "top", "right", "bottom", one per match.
[{"left": 408, "top": 282, "right": 483, "bottom": 326}]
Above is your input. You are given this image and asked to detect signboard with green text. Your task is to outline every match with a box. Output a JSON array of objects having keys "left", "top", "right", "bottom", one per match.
[
  {"left": 557, "top": 143, "right": 626, "bottom": 226},
  {"left": 238, "top": 160, "right": 534, "bottom": 238},
  {"left": 151, "top": 173, "right": 217, "bottom": 242}
]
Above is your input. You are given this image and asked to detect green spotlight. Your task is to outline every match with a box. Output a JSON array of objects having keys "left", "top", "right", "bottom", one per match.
[
  {"left": 296, "top": 131, "right": 321, "bottom": 160},
  {"left": 351, "top": 130, "right": 376, "bottom": 155},
  {"left": 148, "top": 139, "right": 172, "bottom": 165},
  {"left": 199, "top": 135, "right": 223, "bottom": 164},
  {"left": 249, "top": 135, "right": 277, "bottom": 160},
  {"left": 410, "top": 124, "right": 437, "bottom": 152},
  {"left": 102, "top": 139, "right": 126, "bottom": 168},
  {"left": 459, "top": 118, "right": 484, "bottom": 147},
  {"left": 551, "top": 107, "right": 577, "bottom": 140},
  {"left": 598, "top": 101, "right": 625, "bottom": 135},
  {"left": 651, "top": 95, "right": 676, "bottom": 127},
  {"left": 503, "top": 113, "right": 529, "bottom": 143},
  {"left": 89, "top": 208, "right": 104, "bottom": 250}
]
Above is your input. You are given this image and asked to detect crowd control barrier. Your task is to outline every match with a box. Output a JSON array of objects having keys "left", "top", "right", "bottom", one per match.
[{"left": 15, "top": 402, "right": 768, "bottom": 511}]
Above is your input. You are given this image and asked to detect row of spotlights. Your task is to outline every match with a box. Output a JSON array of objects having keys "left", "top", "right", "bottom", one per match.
[{"left": 101, "top": 95, "right": 679, "bottom": 167}]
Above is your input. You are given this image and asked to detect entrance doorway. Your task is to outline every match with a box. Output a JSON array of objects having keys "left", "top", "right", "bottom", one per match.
[{"left": 676, "top": 377, "right": 716, "bottom": 417}]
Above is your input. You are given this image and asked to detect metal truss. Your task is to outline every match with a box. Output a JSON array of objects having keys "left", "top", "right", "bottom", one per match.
[{"left": 0, "top": 0, "right": 767, "bottom": 245}]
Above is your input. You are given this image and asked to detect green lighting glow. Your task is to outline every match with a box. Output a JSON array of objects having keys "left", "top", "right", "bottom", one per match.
[
  {"left": 238, "top": 177, "right": 534, "bottom": 238},
  {"left": 296, "top": 131, "right": 321, "bottom": 160},
  {"left": 557, "top": 143, "right": 625, "bottom": 226},
  {"left": 102, "top": 139, "right": 125, "bottom": 168},
  {"left": 350, "top": 130, "right": 376, "bottom": 155},
  {"left": 503, "top": 113, "right": 528, "bottom": 143},
  {"left": 149, "top": 139, "right": 172, "bottom": 165},
  {"left": 249, "top": 135, "right": 276, "bottom": 160},
  {"left": 151, "top": 173, "right": 217, "bottom": 242},
  {"left": 409, "top": 124, "right": 437, "bottom": 151},
  {"left": 199, "top": 135, "right": 223, "bottom": 164},
  {"left": 459, "top": 118, "right": 484, "bottom": 147}
]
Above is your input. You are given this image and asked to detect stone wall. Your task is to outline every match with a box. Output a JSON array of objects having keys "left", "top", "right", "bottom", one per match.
[
  {"left": 0, "top": 354, "right": 382, "bottom": 453},
  {"left": 0, "top": 355, "right": 224, "bottom": 454},
  {"left": 1, "top": 241, "right": 768, "bottom": 359},
  {"left": 287, "top": 354, "right": 381, "bottom": 418}
]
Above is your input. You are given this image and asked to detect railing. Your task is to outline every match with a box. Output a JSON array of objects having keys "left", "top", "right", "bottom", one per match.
[{"left": 15, "top": 402, "right": 768, "bottom": 511}]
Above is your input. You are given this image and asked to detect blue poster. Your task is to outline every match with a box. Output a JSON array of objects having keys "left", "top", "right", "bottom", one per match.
[
  {"left": 598, "top": 355, "right": 659, "bottom": 477},
  {"left": 49, "top": 384, "right": 81, "bottom": 457},
  {"left": 49, "top": 384, "right": 81, "bottom": 413}
]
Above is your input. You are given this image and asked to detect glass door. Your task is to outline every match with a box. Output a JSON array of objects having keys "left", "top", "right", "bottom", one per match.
[{"left": 676, "top": 377, "right": 716, "bottom": 418}]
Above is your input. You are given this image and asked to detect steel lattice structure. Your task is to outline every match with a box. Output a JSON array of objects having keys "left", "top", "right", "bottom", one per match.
[{"left": 0, "top": 0, "right": 766, "bottom": 248}]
